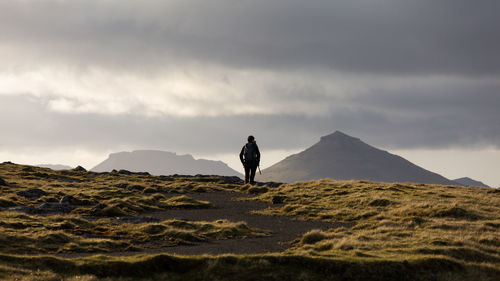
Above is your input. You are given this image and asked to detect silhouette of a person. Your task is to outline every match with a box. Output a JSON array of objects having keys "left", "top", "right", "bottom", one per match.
[{"left": 239, "top": 135, "right": 261, "bottom": 184}]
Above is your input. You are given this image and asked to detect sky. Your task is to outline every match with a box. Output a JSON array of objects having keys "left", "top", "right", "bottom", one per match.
[{"left": 0, "top": 0, "right": 499, "bottom": 187}]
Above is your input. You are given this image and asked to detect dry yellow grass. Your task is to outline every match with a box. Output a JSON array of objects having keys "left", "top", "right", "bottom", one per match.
[
  {"left": 0, "top": 162, "right": 499, "bottom": 280},
  {"left": 0, "top": 162, "right": 265, "bottom": 255},
  {"left": 251, "top": 179, "right": 500, "bottom": 270}
]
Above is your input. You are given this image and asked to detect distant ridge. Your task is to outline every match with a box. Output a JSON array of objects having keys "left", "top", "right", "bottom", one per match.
[
  {"left": 453, "top": 177, "right": 490, "bottom": 188},
  {"left": 258, "top": 131, "right": 457, "bottom": 185},
  {"left": 91, "top": 150, "right": 242, "bottom": 177},
  {"left": 37, "top": 164, "right": 74, "bottom": 170}
]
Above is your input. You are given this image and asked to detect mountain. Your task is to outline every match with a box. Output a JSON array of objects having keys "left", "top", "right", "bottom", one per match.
[
  {"left": 91, "top": 150, "right": 242, "bottom": 177},
  {"left": 258, "top": 131, "right": 457, "bottom": 185},
  {"left": 37, "top": 164, "right": 74, "bottom": 170},
  {"left": 453, "top": 177, "right": 490, "bottom": 188}
]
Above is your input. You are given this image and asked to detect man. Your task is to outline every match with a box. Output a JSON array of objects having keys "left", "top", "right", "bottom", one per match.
[{"left": 239, "top": 135, "right": 261, "bottom": 185}]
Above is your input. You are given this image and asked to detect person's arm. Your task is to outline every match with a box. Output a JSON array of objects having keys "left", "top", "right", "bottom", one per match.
[
  {"left": 255, "top": 143, "right": 261, "bottom": 165},
  {"left": 239, "top": 145, "right": 245, "bottom": 164}
]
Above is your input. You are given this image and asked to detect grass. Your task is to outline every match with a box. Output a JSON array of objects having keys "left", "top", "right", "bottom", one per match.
[
  {"left": 0, "top": 162, "right": 499, "bottom": 280},
  {"left": 249, "top": 179, "right": 500, "bottom": 272},
  {"left": 0, "top": 253, "right": 498, "bottom": 281},
  {"left": 0, "top": 211, "right": 266, "bottom": 255},
  {"left": 0, "top": 163, "right": 266, "bottom": 255}
]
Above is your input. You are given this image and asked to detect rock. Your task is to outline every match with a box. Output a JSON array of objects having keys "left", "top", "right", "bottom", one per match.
[
  {"left": 6, "top": 206, "right": 39, "bottom": 214},
  {"left": 73, "top": 166, "right": 87, "bottom": 172},
  {"left": 32, "top": 172, "right": 50, "bottom": 178},
  {"left": 38, "top": 203, "right": 75, "bottom": 213},
  {"left": 266, "top": 182, "right": 284, "bottom": 188},
  {"left": 58, "top": 178, "right": 83, "bottom": 183},
  {"left": 89, "top": 203, "right": 126, "bottom": 216},
  {"left": 369, "top": 199, "right": 392, "bottom": 207},
  {"left": 91, "top": 203, "right": 107, "bottom": 212},
  {"left": 219, "top": 176, "right": 244, "bottom": 184},
  {"left": 248, "top": 186, "right": 268, "bottom": 194},
  {"left": 158, "top": 176, "right": 174, "bottom": 182},
  {"left": 128, "top": 185, "right": 145, "bottom": 191},
  {"left": 17, "top": 188, "right": 47, "bottom": 199},
  {"left": 59, "top": 195, "right": 84, "bottom": 205},
  {"left": 272, "top": 196, "right": 285, "bottom": 204},
  {"left": 118, "top": 169, "right": 132, "bottom": 175},
  {"left": 113, "top": 183, "right": 129, "bottom": 188},
  {"left": 116, "top": 216, "right": 160, "bottom": 224},
  {"left": 0, "top": 177, "right": 7, "bottom": 186}
]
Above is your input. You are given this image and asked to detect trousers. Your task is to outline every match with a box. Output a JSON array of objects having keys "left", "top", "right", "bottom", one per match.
[{"left": 244, "top": 163, "right": 257, "bottom": 184}]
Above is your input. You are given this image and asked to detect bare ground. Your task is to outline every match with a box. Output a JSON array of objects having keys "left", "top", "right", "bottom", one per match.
[{"left": 58, "top": 191, "right": 346, "bottom": 257}]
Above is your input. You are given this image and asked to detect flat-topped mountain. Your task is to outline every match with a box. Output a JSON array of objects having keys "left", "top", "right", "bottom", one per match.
[
  {"left": 453, "top": 177, "right": 490, "bottom": 188},
  {"left": 258, "top": 131, "right": 457, "bottom": 185},
  {"left": 37, "top": 164, "right": 74, "bottom": 170},
  {"left": 91, "top": 150, "right": 242, "bottom": 177}
]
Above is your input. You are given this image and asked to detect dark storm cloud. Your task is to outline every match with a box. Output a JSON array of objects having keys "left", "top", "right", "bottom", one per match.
[
  {"left": 1, "top": 0, "right": 499, "bottom": 75},
  {"left": 1, "top": 0, "right": 500, "bottom": 155}
]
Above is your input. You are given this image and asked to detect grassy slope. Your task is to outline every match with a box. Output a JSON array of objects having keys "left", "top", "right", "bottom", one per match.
[
  {"left": 0, "top": 162, "right": 499, "bottom": 280},
  {"left": 0, "top": 162, "right": 265, "bottom": 255}
]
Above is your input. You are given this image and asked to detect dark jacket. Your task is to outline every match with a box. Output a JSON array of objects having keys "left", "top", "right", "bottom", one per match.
[{"left": 240, "top": 142, "right": 260, "bottom": 166}]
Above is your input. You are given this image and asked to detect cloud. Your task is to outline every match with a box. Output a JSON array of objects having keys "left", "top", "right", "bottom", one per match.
[
  {"left": 1, "top": 0, "right": 499, "bottom": 75},
  {"left": 1, "top": 92, "right": 499, "bottom": 157},
  {"left": 0, "top": 0, "right": 499, "bottom": 154}
]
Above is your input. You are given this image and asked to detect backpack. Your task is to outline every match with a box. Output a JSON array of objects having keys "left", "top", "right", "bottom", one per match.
[{"left": 244, "top": 143, "right": 257, "bottom": 161}]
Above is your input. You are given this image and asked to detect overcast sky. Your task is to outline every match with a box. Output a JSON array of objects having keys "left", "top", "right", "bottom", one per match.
[{"left": 1, "top": 0, "right": 499, "bottom": 186}]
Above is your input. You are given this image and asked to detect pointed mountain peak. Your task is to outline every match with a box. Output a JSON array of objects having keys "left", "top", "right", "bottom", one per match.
[
  {"left": 260, "top": 131, "right": 456, "bottom": 185},
  {"left": 319, "top": 131, "right": 365, "bottom": 147},
  {"left": 320, "top": 131, "right": 359, "bottom": 141}
]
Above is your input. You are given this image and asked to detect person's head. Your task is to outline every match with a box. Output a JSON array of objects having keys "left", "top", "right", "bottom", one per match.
[{"left": 247, "top": 135, "right": 255, "bottom": 143}]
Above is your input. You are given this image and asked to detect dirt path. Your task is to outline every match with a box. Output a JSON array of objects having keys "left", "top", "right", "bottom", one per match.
[{"left": 59, "top": 191, "right": 345, "bottom": 257}]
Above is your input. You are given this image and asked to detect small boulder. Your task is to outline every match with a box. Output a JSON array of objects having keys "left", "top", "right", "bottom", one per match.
[
  {"left": 266, "top": 182, "right": 284, "bottom": 188},
  {"left": 117, "top": 216, "right": 160, "bottom": 224},
  {"left": 22, "top": 167, "right": 34, "bottom": 172},
  {"left": 0, "top": 177, "right": 8, "bottom": 186},
  {"left": 113, "top": 183, "right": 129, "bottom": 188},
  {"left": 128, "top": 184, "right": 145, "bottom": 191},
  {"left": 59, "top": 195, "right": 84, "bottom": 205},
  {"left": 32, "top": 172, "right": 50, "bottom": 178},
  {"left": 58, "top": 178, "right": 83, "bottom": 183},
  {"left": 17, "top": 188, "right": 47, "bottom": 199},
  {"left": 73, "top": 166, "right": 87, "bottom": 172},
  {"left": 219, "top": 176, "right": 244, "bottom": 184},
  {"left": 38, "top": 202, "right": 76, "bottom": 213},
  {"left": 369, "top": 199, "right": 392, "bottom": 207},
  {"left": 91, "top": 203, "right": 107, "bottom": 212},
  {"left": 6, "top": 206, "right": 39, "bottom": 214},
  {"left": 158, "top": 176, "right": 174, "bottom": 182},
  {"left": 272, "top": 196, "right": 285, "bottom": 204},
  {"left": 118, "top": 169, "right": 132, "bottom": 175}
]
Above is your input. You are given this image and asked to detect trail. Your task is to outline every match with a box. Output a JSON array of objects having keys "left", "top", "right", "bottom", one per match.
[{"left": 57, "top": 191, "right": 348, "bottom": 257}]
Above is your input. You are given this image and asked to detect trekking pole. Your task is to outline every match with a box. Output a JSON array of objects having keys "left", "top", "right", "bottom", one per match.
[{"left": 258, "top": 165, "right": 262, "bottom": 175}]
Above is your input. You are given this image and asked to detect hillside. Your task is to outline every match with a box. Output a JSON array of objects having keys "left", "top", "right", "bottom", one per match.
[
  {"left": 259, "top": 131, "right": 456, "bottom": 185},
  {"left": 454, "top": 177, "right": 490, "bottom": 188},
  {"left": 0, "top": 162, "right": 499, "bottom": 281},
  {"left": 92, "top": 150, "right": 242, "bottom": 177}
]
